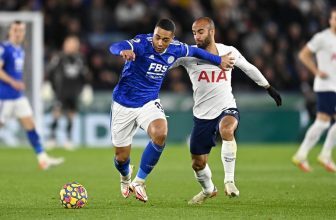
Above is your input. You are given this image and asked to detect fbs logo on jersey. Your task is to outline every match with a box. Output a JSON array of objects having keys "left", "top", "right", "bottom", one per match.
[
  {"left": 198, "top": 70, "right": 227, "bottom": 82},
  {"left": 146, "top": 63, "right": 168, "bottom": 79}
]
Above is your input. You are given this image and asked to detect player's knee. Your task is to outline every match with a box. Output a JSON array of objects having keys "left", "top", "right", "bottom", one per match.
[
  {"left": 150, "top": 129, "right": 167, "bottom": 146},
  {"left": 115, "top": 150, "right": 130, "bottom": 164},
  {"left": 220, "top": 127, "right": 235, "bottom": 141},
  {"left": 192, "top": 159, "right": 206, "bottom": 171}
]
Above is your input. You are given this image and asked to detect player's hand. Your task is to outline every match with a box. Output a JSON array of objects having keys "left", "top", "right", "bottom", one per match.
[
  {"left": 41, "top": 81, "right": 54, "bottom": 101},
  {"left": 316, "top": 70, "right": 328, "bottom": 79},
  {"left": 266, "top": 85, "right": 282, "bottom": 106},
  {"left": 219, "top": 52, "right": 235, "bottom": 71},
  {"left": 10, "top": 80, "right": 25, "bottom": 91},
  {"left": 120, "top": 50, "right": 136, "bottom": 61},
  {"left": 80, "top": 84, "right": 94, "bottom": 106}
]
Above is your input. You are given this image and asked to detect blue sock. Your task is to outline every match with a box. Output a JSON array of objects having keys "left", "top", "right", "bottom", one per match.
[
  {"left": 26, "top": 129, "right": 44, "bottom": 154},
  {"left": 114, "top": 157, "right": 130, "bottom": 176},
  {"left": 137, "top": 141, "right": 165, "bottom": 180}
]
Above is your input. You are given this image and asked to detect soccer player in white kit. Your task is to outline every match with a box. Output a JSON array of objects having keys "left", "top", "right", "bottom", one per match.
[
  {"left": 171, "top": 17, "right": 282, "bottom": 204},
  {"left": 292, "top": 8, "right": 336, "bottom": 172},
  {"left": 0, "top": 21, "right": 64, "bottom": 170}
]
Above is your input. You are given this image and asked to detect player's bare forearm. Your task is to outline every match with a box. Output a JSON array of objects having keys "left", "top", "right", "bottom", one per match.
[
  {"left": 0, "top": 69, "right": 14, "bottom": 84},
  {"left": 0, "top": 69, "right": 25, "bottom": 91},
  {"left": 298, "top": 46, "right": 320, "bottom": 76}
]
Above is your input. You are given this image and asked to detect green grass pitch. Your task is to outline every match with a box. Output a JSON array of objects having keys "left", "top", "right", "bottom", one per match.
[{"left": 0, "top": 144, "right": 335, "bottom": 220}]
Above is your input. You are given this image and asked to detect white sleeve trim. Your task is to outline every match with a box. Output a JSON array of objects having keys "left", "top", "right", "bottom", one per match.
[
  {"left": 126, "top": 40, "right": 134, "bottom": 51},
  {"left": 185, "top": 44, "right": 189, "bottom": 56}
]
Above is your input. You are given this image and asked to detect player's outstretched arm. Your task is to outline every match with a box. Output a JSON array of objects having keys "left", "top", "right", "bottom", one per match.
[
  {"left": 187, "top": 46, "right": 234, "bottom": 70},
  {"left": 233, "top": 48, "right": 282, "bottom": 106}
]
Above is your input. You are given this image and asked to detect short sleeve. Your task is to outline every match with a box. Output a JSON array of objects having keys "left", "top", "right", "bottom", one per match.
[
  {"left": 307, "top": 33, "right": 323, "bottom": 53},
  {"left": 169, "top": 57, "right": 186, "bottom": 69}
]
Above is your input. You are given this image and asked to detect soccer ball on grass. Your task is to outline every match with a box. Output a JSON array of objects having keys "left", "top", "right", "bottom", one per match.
[{"left": 60, "top": 182, "right": 88, "bottom": 208}]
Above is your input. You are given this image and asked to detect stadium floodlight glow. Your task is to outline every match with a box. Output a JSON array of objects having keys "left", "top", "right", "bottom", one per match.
[{"left": 0, "top": 12, "right": 43, "bottom": 131}]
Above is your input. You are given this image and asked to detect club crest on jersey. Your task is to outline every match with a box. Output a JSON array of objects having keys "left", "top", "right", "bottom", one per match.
[
  {"left": 167, "top": 56, "right": 175, "bottom": 64},
  {"left": 198, "top": 70, "right": 227, "bottom": 82},
  {"left": 146, "top": 63, "right": 168, "bottom": 79}
]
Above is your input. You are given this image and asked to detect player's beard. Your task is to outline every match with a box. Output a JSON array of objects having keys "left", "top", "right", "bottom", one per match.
[{"left": 196, "top": 33, "right": 211, "bottom": 49}]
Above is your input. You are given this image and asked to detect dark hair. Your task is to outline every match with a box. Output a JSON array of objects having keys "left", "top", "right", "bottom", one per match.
[
  {"left": 155, "top": 18, "right": 176, "bottom": 33},
  {"left": 7, "top": 20, "right": 24, "bottom": 37},
  {"left": 11, "top": 20, "right": 23, "bottom": 25}
]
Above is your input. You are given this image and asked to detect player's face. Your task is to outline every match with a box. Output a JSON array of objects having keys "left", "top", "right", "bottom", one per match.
[
  {"left": 8, "top": 23, "right": 26, "bottom": 45},
  {"left": 63, "top": 37, "right": 80, "bottom": 54},
  {"left": 329, "top": 11, "right": 336, "bottom": 31},
  {"left": 152, "top": 27, "right": 174, "bottom": 53},
  {"left": 192, "top": 22, "right": 213, "bottom": 49}
]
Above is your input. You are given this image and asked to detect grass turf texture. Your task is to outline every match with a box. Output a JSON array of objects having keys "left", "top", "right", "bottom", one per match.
[{"left": 0, "top": 144, "right": 335, "bottom": 220}]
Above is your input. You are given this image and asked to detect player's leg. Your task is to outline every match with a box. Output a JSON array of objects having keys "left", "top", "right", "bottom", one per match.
[
  {"left": 64, "top": 109, "right": 76, "bottom": 150},
  {"left": 131, "top": 100, "right": 167, "bottom": 202},
  {"left": 317, "top": 92, "right": 336, "bottom": 172},
  {"left": 188, "top": 116, "right": 217, "bottom": 205},
  {"left": 293, "top": 92, "right": 332, "bottom": 172},
  {"left": 16, "top": 97, "right": 64, "bottom": 170},
  {"left": 0, "top": 99, "right": 9, "bottom": 128},
  {"left": 111, "top": 101, "right": 137, "bottom": 198},
  {"left": 46, "top": 102, "right": 61, "bottom": 149},
  {"left": 219, "top": 109, "right": 239, "bottom": 197}
]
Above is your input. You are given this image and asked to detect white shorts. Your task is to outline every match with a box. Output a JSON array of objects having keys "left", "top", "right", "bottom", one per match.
[
  {"left": 111, "top": 99, "right": 166, "bottom": 147},
  {"left": 0, "top": 97, "right": 33, "bottom": 124}
]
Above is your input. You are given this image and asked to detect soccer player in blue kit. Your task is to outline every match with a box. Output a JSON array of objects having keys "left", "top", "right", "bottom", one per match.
[
  {"left": 109, "top": 18, "right": 235, "bottom": 202},
  {"left": 0, "top": 21, "right": 64, "bottom": 170}
]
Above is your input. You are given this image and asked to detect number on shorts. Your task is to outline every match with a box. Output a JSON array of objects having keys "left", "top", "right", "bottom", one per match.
[{"left": 155, "top": 102, "right": 164, "bottom": 112}]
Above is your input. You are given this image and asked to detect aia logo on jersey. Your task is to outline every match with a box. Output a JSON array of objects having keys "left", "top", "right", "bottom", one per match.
[
  {"left": 146, "top": 63, "right": 168, "bottom": 79},
  {"left": 198, "top": 70, "right": 227, "bottom": 82}
]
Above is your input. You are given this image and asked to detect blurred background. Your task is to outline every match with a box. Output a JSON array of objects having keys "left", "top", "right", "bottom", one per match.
[{"left": 0, "top": 0, "right": 335, "bottom": 147}]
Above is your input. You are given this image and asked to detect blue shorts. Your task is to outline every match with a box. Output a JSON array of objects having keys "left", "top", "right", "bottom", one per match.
[
  {"left": 316, "top": 92, "right": 336, "bottom": 115},
  {"left": 190, "top": 108, "right": 240, "bottom": 155}
]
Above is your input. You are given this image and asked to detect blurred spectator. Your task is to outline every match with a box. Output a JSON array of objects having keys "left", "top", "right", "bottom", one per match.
[
  {"left": 0, "top": 0, "right": 334, "bottom": 92},
  {"left": 44, "top": 36, "right": 92, "bottom": 150}
]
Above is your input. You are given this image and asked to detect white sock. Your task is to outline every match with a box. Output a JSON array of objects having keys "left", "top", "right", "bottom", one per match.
[
  {"left": 133, "top": 176, "right": 145, "bottom": 184},
  {"left": 221, "top": 139, "right": 237, "bottom": 183},
  {"left": 194, "top": 164, "right": 214, "bottom": 194},
  {"left": 296, "top": 119, "right": 329, "bottom": 159},
  {"left": 320, "top": 123, "right": 336, "bottom": 158},
  {"left": 37, "top": 151, "right": 47, "bottom": 161}
]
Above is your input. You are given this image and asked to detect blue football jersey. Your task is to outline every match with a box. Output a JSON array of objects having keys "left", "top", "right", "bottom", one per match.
[
  {"left": 0, "top": 41, "right": 25, "bottom": 100},
  {"left": 110, "top": 34, "right": 189, "bottom": 108}
]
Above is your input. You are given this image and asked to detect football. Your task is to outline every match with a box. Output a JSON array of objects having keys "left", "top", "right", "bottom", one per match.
[{"left": 59, "top": 182, "right": 88, "bottom": 208}]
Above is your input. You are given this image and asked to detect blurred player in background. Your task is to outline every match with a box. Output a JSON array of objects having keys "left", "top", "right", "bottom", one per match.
[
  {"left": 0, "top": 21, "right": 64, "bottom": 170},
  {"left": 109, "top": 18, "right": 235, "bottom": 202},
  {"left": 43, "top": 35, "right": 93, "bottom": 150},
  {"left": 292, "top": 8, "right": 336, "bottom": 172},
  {"left": 171, "top": 17, "right": 282, "bottom": 204}
]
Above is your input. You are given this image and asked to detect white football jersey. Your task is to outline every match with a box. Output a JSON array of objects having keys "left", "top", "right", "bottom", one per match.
[
  {"left": 307, "top": 29, "right": 336, "bottom": 92},
  {"left": 172, "top": 43, "right": 269, "bottom": 119}
]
